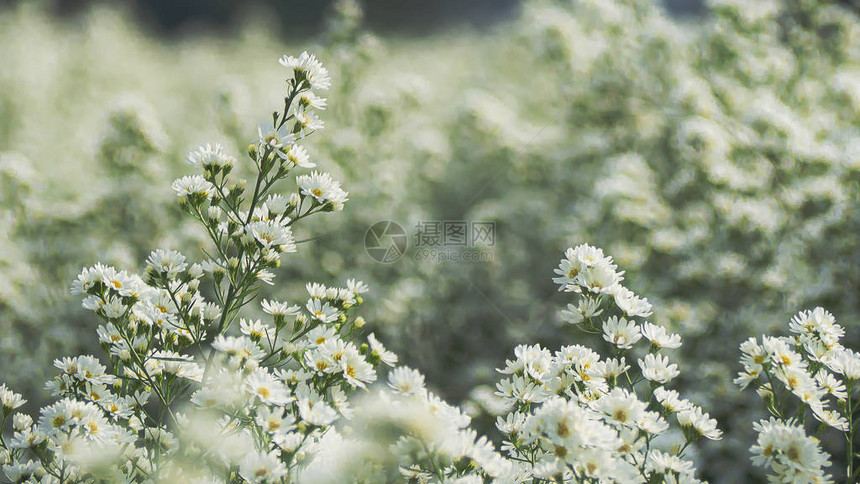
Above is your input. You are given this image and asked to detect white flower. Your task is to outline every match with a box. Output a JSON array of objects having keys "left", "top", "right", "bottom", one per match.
[
  {"left": 639, "top": 354, "right": 680, "bottom": 384},
  {"left": 388, "top": 367, "right": 426, "bottom": 395},
  {"left": 284, "top": 144, "right": 315, "bottom": 168},
  {"left": 279, "top": 51, "right": 331, "bottom": 90},
  {"left": 578, "top": 262, "right": 623, "bottom": 295},
  {"left": 255, "top": 406, "right": 295, "bottom": 436},
  {"left": 239, "top": 450, "right": 287, "bottom": 484},
  {"left": 296, "top": 171, "right": 348, "bottom": 205},
  {"left": 560, "top": 296, "right": 603, "bottom": 325},
  {"left": 294, "top": 107, "right": 325, "bottom": 132},
  {"left": 591, "top": 388, "right": 647, "bottom": 427},
  {"left": 368, "top": 333, "right": 398, "bottom": 366},
  {"left": 261, "top": 299, "right": 300, "bottom": 317},
  {"left": 602, "top": 316, "right": 642, "bottom": 349},
  {"left": 612, "top": 286, "right": 653, "bottom": 318},
  {"left": 641, "top": 322, "right": 682, "bottom": 350},
  {"left": 257, "top": 122, "right": 295, "bottom": 153},
  {"left": 653, "top": 387, "right": 692, "bottom": 414},
  {"left": 347, "top": 279, "right": 370, "bottom": 295},
  {"left": 298, "top": 90, "right": 327, "bottom": 110},
  {"left": 828, "top": 347, "right": 860, "bottom": 381},
  {"left": 146, "top": 249, "right": 187, "bottom": 279},
  {"left": 0, "top": 384, "right": 25, "bottom": 411},
  {"left": 212, "top": 335, "right": 265, "bottom": 362},
  {"left": 171, "top": 175, "right": 214, "bottom": 198},
  {"left": 677, "top": 406, "right": 722, "bottom": 440},
  {"left": 296, "top": 386, "right": 337, "bottom": 426},
  {"left": 751, "top": 418, "right": 831, "bottom": 482},
  {"left": 814, "top": 370, "right": 847, "bottom": 400},
  {"left": 647, "top": 450, "right": 696, "bottom": 476},
  {"left": 247, "top": 220, "right": 296, "bottom": 251},
  {"left": 788, "top": 307, "right": 843, "bottom": 347},
  {"left": 597, "top": 357, "right": 629, "bottom": 379},
  {"left": 306, "top": 299, "right": 339, "bottom": 323},
  {"left": 814, "top": 407, "right": 848, "bottom": 431},
  {"left": 245, "top": 368, "right": 292, "bottom": 406},
  {"left": 186, "top": 143, "right": 234, "bottom": 168},
  {"left": 340, "top": 349, "right": 376, "bottom": 389},
  {"left": 264, "top": 194, "right": 290, "bottom": 215}
]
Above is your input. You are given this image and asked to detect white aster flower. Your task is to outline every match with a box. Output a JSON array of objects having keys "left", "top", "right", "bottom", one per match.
[
  {"left": 186, "top": 143, "right": 235, "bottom": 169},
  {"left": 677, "top": 406, "right": 722, "bottom": 440},
  {"left": 279, "top": 51, "right": 331, "bottom": 90},
  {"left": 602, "top": 316, "right": 642, "bottom": 350},
  {"left": 388, "top": 367, "right": 426, "bottom": 395},
  {"left": 172, "top": 175, "right": 214, "bottom": 198},
  {"left": 612, "top": 286, "right": 653, "bottom": 318},
  {"left": 239, "top": 450, "right": 288, "bottom": 484},
  {"left": 639, "top": 354, "right": 680, "bottom": 384},
  {"left": 641, "top": 322, "right": 682, "bottom": 350}
]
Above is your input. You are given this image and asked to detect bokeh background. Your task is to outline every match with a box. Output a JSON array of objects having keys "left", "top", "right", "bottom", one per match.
[{"left": 1, "top": 0, "right": 859, "bottom": 481}]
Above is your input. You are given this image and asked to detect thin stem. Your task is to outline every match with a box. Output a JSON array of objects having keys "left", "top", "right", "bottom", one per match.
[{"left": 848, "top": 381, "right": 854, "bottom": 481}]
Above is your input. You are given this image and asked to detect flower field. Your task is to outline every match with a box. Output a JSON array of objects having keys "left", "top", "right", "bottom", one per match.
[{"left": 1, "top": 0, "right": 859, "bottom": 482}]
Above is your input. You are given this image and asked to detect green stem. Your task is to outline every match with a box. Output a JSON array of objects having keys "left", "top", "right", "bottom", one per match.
[{"left": 848, "top": 381, "right": 854, "bottom": 481}]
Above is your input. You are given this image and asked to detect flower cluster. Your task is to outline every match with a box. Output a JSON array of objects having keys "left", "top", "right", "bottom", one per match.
[
  {"left": 0, "top": 53, "right": 382, "bottom": 484},
  {"left": 737, "top": 307, "right": 860, "bottom": 481},
  {"left": 489, "top": 245, "right": 720, "bottom": 482}
]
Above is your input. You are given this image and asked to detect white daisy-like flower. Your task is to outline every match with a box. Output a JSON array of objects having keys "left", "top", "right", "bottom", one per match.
[
  {"left": 612, "top": 286, "right": 653, "bottom": 318},
  {"left": 647, "top": 450, "right": 696, "bottom": 476},
  {"left": 638, "top": 354, "right": 680, "bottom": 384},
  {"left": 283, "top": 143, "right": 315, "bottom": 168},
  {"left": 602, "top": 316, "right": 642, "bottom": 350},
  {"left": 368, "top": 333, "right": 398, "bottom": 366},
  {"left": 212, "top": 335, "right": 265, "bottom": 362},
  {"left": 146, "top": 249, "right": 187, "bottom": 279},
  {"left": 244, "top": 368, "right": 292, "bottom": 406},
  {"left": 640, "top": 322, "right": 682, "bottom": 350},
  {"left": 597, "top": 357, "right": 629, "bottom": 379},
  {"left": 388, "top": 367, "right": 426, "bottom": 395},
  {"left": 789, "top": 307, "right": 843, "bottom": 347},
  {"left": 677, "top": 406, "right": 722, "bottom": 440},
  {"left": 255, "top": 406, "right": 295, "bottom": 436},
  {"left": 340, "top": 350, "right": 376, "bottom": 389},
  {"left": 306, "top": 299, "right": 339, "bottom": 323},
  {"left": 171, "top": 175, "right": 214, "bottom": 198},
  {"left": 347, "top": 279, "right": 370, "bottom": 295},
  {"left": 261, "top": 299, "right": 300, "bottom": 317},
  {"left": 814, "top": 370, "right": 847, "bottom": 400},
  {"left": 256, "top": 270, "right": 276, "bottom": 285},
  {"left": 577, "top": 262, "right": 624, "bottom": 295},
  {"left": 0, "top": 384, "right": 26, "bottom": 411},
  {"left": 591, "top": 388, "right": 647, "bottom": 427},
  {"left": 294, "top": 107, "right": 325, "bottom": 133},
  {"left": 247, "top": 221, "right": 295, "bottom": 250},
  {"left": 257, "top": 122, "right": 295, "bottom": 153},
  {"left": 186, "top": 143, "right": 235, "bottom": 168},
  {"left": 813, "top": 407, "right": 848, "bottom": 431},
  {"left": 239, "top": 450, "right": 288, "bottom": 484},
  {"left": 653, "top": 387, "right": 692, "bottom": 414},
  {"left": 295, "top": 385, "right": 338, "bottom": 426},
  {"left": 560, "top": 296, "right": 603, "bottom": 325},
  {"left": 264, "top": 194, "right": 290, "bottom": 215},
  {"left": 298, "top": 90, "right": 327, "bottom": 110},
  {"left": 279, "top": 51, "right": 331, "bottom": 90}
]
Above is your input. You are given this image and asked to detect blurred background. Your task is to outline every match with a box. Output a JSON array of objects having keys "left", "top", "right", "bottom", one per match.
[{"left": 1, "top": 0, "right": 859, "bottom": 482}]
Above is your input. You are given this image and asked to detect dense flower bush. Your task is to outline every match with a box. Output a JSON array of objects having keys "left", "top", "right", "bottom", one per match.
[{"left": 1, "top": 0, "right": 859, "bottom": 481}]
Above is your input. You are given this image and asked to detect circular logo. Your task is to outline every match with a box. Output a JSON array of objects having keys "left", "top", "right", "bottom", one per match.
[{"left": 364, "top": 221, "right": 407, "bottom": 263}]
